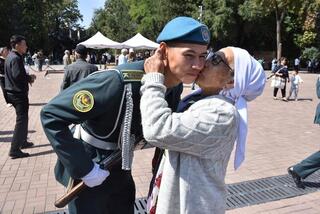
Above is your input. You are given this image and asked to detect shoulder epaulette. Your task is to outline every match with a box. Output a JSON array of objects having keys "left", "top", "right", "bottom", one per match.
[{"left": 121, "top": 70, "right": 144, "bottom": 82}]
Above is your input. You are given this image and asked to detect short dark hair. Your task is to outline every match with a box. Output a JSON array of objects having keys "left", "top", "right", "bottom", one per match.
[
  {"left": 75, "top": 44, "right": 88, "bottom": 58},
  {"left": 280, "top": 57, "right": 288, "bottom": 65},
  {"left": 10, "top": 35, "right": 26, "bottom": 49}
]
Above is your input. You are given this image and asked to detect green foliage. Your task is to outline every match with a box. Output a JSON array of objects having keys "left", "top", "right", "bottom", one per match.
[
  {"left": 237, "top": 0, "right": 320, "bottom": 58},
  {"left": 295, "top": 31, "right": 317, "bottom": 48},
  {"left": 302, "top": 46, "right": 320, "bottom": 60},
  {"left": 238, "top": 0, "right": 266, "bottom": 20},
  {"left": 0, "top": 0, "right": 82, "bottom": 55},
  {"left": 203, "top": 0, "right": 234, "bottom": 38},
  {"left": 122, "top": 0, "right": 200, "bottom": 40},
  {"left": 90, "top": 0, "right": 135, "bottom": 42},
  {"left": 1, "top": 0, "right": 319, "bottom": 61}
]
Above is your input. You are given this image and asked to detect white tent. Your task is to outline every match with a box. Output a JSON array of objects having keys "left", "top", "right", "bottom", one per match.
[
  {"left": 121, "top": 33, "right": 159, "bottom": 50},
  {"left": 79, "top": 32, "right": 122, "bottom": 49}
]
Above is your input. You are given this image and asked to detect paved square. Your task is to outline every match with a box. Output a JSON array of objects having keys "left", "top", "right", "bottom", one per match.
[{"left": 0, "top": 68, "right": 319, "bottom": 213}]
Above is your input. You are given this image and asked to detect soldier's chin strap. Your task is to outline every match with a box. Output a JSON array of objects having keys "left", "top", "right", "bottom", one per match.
[{"left": 120, "top": 83, "right": 135, "bottom": 170}]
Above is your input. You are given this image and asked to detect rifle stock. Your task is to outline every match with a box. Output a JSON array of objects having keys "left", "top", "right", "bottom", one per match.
[
  {"left": 54, "top": 181, "right": 86, "bottom": 208},
  {"left": 54, "top": 150, "right": 122, "bottom": 208}
]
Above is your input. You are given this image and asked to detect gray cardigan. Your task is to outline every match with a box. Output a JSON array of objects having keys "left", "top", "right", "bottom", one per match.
[{"left": 140, "top": 73, "right": 239, "bottom": 214}]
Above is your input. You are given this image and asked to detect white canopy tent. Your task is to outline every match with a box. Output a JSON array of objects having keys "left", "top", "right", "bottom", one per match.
[
  {"left": 79, "top": 31, "right": 123, "bottom": 49},
  {"left": 121, "top": 33, "right": 159, "bottom": 50}
]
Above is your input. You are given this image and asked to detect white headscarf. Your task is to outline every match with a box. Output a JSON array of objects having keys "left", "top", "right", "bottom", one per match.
[{"left": 220, "top": 47, "right": 266, "bottom": 170}]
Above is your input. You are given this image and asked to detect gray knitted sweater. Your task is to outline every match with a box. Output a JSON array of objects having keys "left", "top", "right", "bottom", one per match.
[{"left": 140, "top": 73, "right": 239, "bottom": 214}]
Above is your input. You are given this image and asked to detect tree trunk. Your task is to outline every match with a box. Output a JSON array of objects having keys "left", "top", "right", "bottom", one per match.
[
  {"left": 276, "top": 18, "right": 281, "bottom": 60},
  {"left": 275, "top": 8, "right": 285, "bottom": 61}
]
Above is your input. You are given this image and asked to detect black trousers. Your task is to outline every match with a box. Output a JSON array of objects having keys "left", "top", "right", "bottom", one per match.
[
  {"left": 0, "top": 77, "right": 9, "bottom": 104},
  {"left": 68, "top": 170, "right": 136, "bottom": 214},
  {"left": 293, "top": 151, "right": 320, "bottom": 179},
  {"left": 273, "top": 83, "right": 287, "bottom": 98},
  {"left": 7, "top": 93, "right": 29, "bottom": 153}
]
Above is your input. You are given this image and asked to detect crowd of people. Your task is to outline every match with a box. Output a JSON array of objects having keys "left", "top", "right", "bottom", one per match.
[
  {"left": 60, "top": 47, "right": 152, "bottom": 71},
  {"left": 270, "top": 57, "right": 305, "bottom": 101},
  {"left": 0, "top": 16, "right": 319, "bottom": 214}
]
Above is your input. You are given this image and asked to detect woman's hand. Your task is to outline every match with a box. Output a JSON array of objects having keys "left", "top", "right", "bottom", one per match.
[{"left": 144, "top": 48, "right": 165, "bottom": 74}]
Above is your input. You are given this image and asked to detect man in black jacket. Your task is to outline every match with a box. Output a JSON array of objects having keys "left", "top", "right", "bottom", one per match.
[
  {"left": 5, "top": 35, "right": 36, "bottom": 159},
  {"left": 0, "top": 47, "right": 10, "bottom": 105}
]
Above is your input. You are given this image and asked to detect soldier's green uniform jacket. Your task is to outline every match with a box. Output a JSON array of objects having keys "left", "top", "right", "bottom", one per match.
[{"left": 40, "top": 61, "right": 182, "bottom": 210}]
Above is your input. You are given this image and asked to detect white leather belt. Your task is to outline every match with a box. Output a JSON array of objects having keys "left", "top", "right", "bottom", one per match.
[{"left": 79, "top": 126, "right": 118, "bottom": 150}]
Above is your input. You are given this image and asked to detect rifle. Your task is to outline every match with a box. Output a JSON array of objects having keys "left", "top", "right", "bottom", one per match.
[{"left": 54, "top": 150, "right": 122, "bottom": 208}]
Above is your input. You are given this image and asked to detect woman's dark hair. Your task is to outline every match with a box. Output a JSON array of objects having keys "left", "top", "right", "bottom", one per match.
[
  {"left": 10, "top": 35, "right": 26, "bottom": 49},
  {"left": 280, "top": 57, "right": 288, "bottom": 65}
]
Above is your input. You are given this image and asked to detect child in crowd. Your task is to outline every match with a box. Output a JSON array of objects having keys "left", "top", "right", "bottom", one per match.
[{"left": 287, "top": 69, "right": 303, "bottom": 101}]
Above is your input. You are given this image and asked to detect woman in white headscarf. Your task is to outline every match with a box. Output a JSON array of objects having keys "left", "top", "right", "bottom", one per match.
[{"left": 141, "top": 46, "right": 266, "bottom": 214}]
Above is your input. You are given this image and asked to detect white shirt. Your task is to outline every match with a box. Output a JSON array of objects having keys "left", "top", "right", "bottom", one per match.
[
  {"left": 291, "top": 74, "right": 303, "bottom": 86},
  {"left": 118, "top": 54, "right": 127, "bottom": 65}
]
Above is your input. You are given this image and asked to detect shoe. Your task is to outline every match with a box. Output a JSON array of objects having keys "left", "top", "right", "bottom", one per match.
[
  {"left": 273, "top": 97, "right": 278, "bottom": 100},
  {"left": 282, "top": 97, "right": 288, "bottom": 102},
  {"left": 287, "top": 167, "right": 305, "bottom": 188},
  {"left": 20, "top": 141, "right": 34, "bottom": 149},
  {"left": 6, "top": 103, "right": 12, "bottom": 107},
  {"left": 9, "top": 150, "right": 30, "bottom": 159}
]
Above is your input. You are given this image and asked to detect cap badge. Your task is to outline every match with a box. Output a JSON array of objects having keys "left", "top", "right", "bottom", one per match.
[{"left": 201, "top": 27, "right": 210, "bottom": 43}]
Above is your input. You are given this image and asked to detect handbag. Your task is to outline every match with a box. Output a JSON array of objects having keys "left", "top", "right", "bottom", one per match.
[{"left": 270, "top": 76, "right": 285, "bottom": 89}]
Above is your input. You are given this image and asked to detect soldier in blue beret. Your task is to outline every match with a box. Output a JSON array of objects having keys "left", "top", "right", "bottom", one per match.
[{"left": 41, "top": 16, "right": 210, "bottom": 214}]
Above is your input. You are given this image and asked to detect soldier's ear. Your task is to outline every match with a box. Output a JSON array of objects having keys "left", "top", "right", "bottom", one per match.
[
  {"left": 159, "top": 42, "right": 169, "bottom": 67},
  {"left": 159, "top": 42, "right": 168, "bottom": 59}
]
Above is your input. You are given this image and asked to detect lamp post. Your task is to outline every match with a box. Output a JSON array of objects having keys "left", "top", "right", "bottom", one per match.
[{"left": 198, "top": 5, "right": 203, "bottom": 22}]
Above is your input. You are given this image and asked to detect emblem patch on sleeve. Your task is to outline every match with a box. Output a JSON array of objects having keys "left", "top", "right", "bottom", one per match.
[{"left": 73, "top": 90, "right": 94, "bottom": 112}]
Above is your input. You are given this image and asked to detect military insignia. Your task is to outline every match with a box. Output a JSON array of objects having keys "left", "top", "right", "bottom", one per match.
[
  {"left": 201, "top": 26, "right": 210, "bottom": 43},
  {"left": 122, "top": 70, "right": 144, "bottom": 82},
  {"left": 73, "top": 90, "right": 94, "bottom": 112}
]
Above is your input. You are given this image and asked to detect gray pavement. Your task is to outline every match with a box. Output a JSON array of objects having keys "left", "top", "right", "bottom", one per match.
[{"left": 0, "top": 67, "right": 320, "bottom": 213}]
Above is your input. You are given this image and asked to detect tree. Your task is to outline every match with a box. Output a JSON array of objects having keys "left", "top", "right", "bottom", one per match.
[
  {"left": 91, "top": 0, "right": 136, "bottom": 42},
  {"left": 122, "top": 0, "right": 200, "bottom": 40},
  {"left": 239, "top": 0, "right": 305, "bottom": 59},
  {"left": 0, "top": 0, "right": 82, "bottom": 58},
  {"left": 293, "top": 3, "right": 320, "bottom": 50},
  {"left": 302, "top": 46, "right": 320, "bottom": 61}
]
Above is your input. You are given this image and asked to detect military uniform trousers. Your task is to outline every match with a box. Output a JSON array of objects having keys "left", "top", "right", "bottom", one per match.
[
  {"left": 68, "top": 167, "right": 135, "bottom": 214},
  {"left": 7, "top": 93, "right": 29, "bottom": 153},
  {"left": 293, "top": 151, "right": 320, "bottom": 179}
]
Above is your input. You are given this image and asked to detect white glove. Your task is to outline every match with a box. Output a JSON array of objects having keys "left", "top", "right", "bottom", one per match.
[{"left": 81, "top": 163, "right": 110, "bottom": 188}]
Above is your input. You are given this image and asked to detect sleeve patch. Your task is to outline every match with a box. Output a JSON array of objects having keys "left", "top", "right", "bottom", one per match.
[{"left": 72, "top": 90, "right": 94, "bottom": 112}]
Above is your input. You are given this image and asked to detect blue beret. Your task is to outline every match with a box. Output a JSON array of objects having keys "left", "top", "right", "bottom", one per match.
[{"left": 156, "top": 16, "right": 210, "bottom": 45}]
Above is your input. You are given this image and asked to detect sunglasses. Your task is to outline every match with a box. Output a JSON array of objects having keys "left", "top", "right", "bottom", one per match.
[{"left": 207, "top": 51, "right": 234, "bottom": 76}]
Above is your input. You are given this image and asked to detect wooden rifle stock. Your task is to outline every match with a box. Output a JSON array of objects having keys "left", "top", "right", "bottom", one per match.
[{"left": 54, "top": 150, "right": 122, "bottom": 208}]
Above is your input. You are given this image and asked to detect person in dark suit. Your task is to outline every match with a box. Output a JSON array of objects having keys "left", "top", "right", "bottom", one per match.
[
  {"left": 0, "top": 47, "right": 10, "bottom": 105},
  {"left": 288, "top": 75, "right": 320, "bottom": 188},
  {"left": 60, "top": 44, "right": 98, "bottom": 91},
  {"left": 40, "top": 16, "right": 210, "bottom": 214},
  {"left": 5, "top": 35, "right": 36, "bottom": 159}
]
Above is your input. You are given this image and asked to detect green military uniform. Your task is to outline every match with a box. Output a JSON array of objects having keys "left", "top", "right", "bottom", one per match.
[
  {"left": 41, "top": 61, "right": 182, "bottom": 214},
  {"left": 288, "top": 76, "right": 320, "bottom": 188}
]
